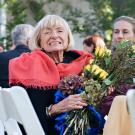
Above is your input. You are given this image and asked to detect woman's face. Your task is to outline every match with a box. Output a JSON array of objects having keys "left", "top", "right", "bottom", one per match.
[
  {"left": 112, "top": 20, "right": 135, "bottom": 46},
  {"left": 40, "top": 25, "right": 68, "bottom": 52},
  {"left": 83, "top": 44, "right": 94, "bottom": 53}
]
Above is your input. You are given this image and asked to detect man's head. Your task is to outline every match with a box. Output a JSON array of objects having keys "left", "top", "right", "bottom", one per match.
[{"left": 11, "top": 24, "right": 34, "bottom": 49}]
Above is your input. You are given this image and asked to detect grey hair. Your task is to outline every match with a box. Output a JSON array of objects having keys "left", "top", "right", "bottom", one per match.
[
  {"left": 32, "top": 14, "right": 74, "bottom": 50},
  {"left": 113, "top": 16, "right": 135, "bottom": 34},
  {"left": 12, "top": 24, "right": 34, "bottom": 46}
]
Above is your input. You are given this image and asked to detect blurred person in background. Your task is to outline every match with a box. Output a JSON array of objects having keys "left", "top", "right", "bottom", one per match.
[
  {"left": 0, "top": 24, "right": 34, "bottom": 88},
  {"left": 83, "top": 34, "right": 106, "bottom": 53}
]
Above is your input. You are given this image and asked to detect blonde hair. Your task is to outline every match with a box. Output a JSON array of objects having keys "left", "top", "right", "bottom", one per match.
[
  {"left": 33, "top": 15, "right": 74, "bottom": 51},
  {"left": 113, "top": 16, "right": 135, "bottom": 34}
]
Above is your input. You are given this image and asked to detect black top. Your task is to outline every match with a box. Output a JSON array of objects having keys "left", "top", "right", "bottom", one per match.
[
  {"left": 0, "top": 45, "right": 30, "bottom": 88},
  {"left": 24, "top": 51, "right": 80, "bottom": 135}
]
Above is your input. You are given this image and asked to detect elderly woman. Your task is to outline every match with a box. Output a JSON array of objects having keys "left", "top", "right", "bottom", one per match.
[
  {"left": 9, "top": 15, "right": 93, "bottom": 134},
  {"left": 100, "top": 16, "right": 135, "bottom": 117}
]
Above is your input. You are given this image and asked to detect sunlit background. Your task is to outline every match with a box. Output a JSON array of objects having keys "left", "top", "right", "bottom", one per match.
[{"left": 0, "top": 0, "right": 135, "bottom": 50}]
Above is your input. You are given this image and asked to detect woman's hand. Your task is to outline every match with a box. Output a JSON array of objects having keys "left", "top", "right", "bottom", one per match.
[{"left": 50, "top": 94, "right": 87, "bottom": 115}]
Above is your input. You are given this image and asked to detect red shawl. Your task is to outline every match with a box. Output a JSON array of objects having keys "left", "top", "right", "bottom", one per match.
[{"left": 9, "top": 49, "right": 93, "bottom": 89}]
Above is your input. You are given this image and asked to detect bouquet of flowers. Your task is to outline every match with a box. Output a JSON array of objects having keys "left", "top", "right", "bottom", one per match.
[
  {"left": 55, "top": 74, "right": 105, "bottom": 135},
  {"left": 102, "top": 40, "right": 135, "bottom": 90},
  {"left": 86, "top": 40, "right": 135, "bottom": 93},
  {"left": 54, "top": 40, "right": 135, "bottom": 135}
]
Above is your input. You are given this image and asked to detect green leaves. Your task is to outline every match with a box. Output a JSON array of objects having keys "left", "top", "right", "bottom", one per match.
[
  {"left": 116, "top": 40, "right": 132, "bottom": 49},
  {"left": 3, "top": 0, "right": 27, "bottom": 50},
  {"left": 103, "top": 78, "right": 113, "bottom": 86},
  {"left": 104, "top": 57, "right": 111, "bottom": 67}
]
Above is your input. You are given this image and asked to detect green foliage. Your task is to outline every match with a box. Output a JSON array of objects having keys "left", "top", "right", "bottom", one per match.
[
  {"left": 112, "top": 0, "right": 135, "bottom": 18},
  {"left": 2, "top": 0, "right": 45, "bottom": 50},
  {"left": 88, "top": 0, "right": 114, "bottom": 46},
  {"left": 61, "top": 2, "right": 103, "bottom": 37},
  {"left": 0, "top": 0, "right": 44, "bottom": 50},
  {"left": 106, "top": 40, "right": 135, "bottom": 87},
  {"left": 3, "top": 0, "right": 27, "bottom": 50},
  {"left": 2, "top": 0, "right": 135, "bottom": 49},
  {"left": 28, "top": 0, "right": 45, "bottom": 22},
  {"left": 89, "top": 0, "right": 135, "bottom": 46},
  {"left": 89, "top": 0, "right": 114, "bottom": 29}
]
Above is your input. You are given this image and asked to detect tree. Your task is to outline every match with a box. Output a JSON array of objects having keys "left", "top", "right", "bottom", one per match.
[
  {"left": 89, "top": 0, "right": 135, "bottom": 46},
  {"left": 0, "top": 0, "right": 27, "bottom": 50},
  {"left": 1, "top": 0, "right": 45, "bottom": 50},
  {"left": 1, "top": 0, "right": 135, "bottom": 49}
]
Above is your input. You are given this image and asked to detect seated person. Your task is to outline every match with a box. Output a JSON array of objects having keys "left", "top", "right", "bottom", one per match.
[{"left": 0, "top": 24, "right": 34, "bottom": 88}]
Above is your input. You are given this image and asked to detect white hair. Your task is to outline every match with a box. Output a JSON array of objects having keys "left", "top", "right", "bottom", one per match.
[
  {"left": 32, "top": 14, "right": 74, "bottom": 50},
  {"left": 12, "top": 24, "right": 34, "bottom": 46}
]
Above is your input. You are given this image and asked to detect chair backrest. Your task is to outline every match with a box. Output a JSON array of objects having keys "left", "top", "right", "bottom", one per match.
[
  {"left": 4, "top": 118, "right": 22, "bottom": 135},
  {"left": 0, "top": 120, "right": 4, "bottom": 135},
  {"left": 0, "top": 87, "right": 7, "bottom": 122},
  {"left": 0, "top": 86, "right": 45, "bottom": 135},
  {"left": 127, "top": 89, "right": 135, "bottom": 134}
]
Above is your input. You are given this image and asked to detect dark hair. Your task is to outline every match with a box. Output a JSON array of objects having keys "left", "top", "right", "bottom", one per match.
[
  {"left": 83, "top": 35, "right": 96, "bottom": 47},
  {"left": 83, "top": 35, "right": 106, "bottom": 51}
]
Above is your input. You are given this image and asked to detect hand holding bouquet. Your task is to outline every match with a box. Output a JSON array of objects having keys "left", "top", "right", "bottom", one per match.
[{"left": 55, "top": 74, "right": 105, "bottom": 135}]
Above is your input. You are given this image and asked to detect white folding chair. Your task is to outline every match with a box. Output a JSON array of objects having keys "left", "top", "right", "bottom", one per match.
[
  {"left": 127, "top": 89, "right": 135, "bottom": 134},
  {"left": 0, "top": 120, "right": 4, "bottom": 135},
  {"left": 1, "top": 86, "right": 45, "bottom": 135},
  {"left": 0, "top": 87, "right": 22, "bottom": 135},
  {"left": 0, "top": 87, "right": 7, "bottom": 122},
  {"left": 4, "top": 118, "right": 22, "bottom": 135}
]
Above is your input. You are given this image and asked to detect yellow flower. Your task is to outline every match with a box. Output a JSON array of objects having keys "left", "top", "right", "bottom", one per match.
[
  {"left": 84, "top": 64, "right": 91, "bottom": 71},
  {"left": 88, "top": 59, "right": 94, "bottom": 64},
  {"left": 93, "top": 68, "right": 102, "bottom": 76},
  {"left": 132, "top": 45, "right": 135, "bottom": 53},
  {"left": 99, "top": 70, "right": 108, "bottom": 80},
  {"left": 98, "top": 48, "right": 105, "bottom": 57},
  {"left": 105, "top": 49, "right": 111, "bottom": 56},
  {"left": 91, "top": 64, "right": 99, "bottom": 73},
  {"left": 95, "top": 47, "right": 100, "bottom": 56},
  {"left": 95, "top": 47, "right": 106, "bottom": 57}
]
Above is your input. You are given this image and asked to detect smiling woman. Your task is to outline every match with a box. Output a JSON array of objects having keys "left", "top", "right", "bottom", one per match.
[
  {"left": 40, "top": 26, "right": 69, "bottom": 63},
  {"left": 9, "top": 15, "right": 93, "bottom": 135}
]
